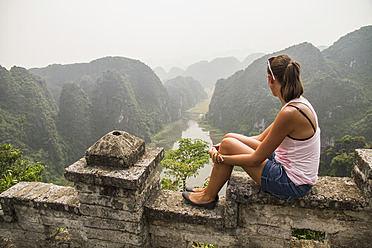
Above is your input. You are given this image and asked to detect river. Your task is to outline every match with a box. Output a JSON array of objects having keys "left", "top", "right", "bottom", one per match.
[{"left": 168, "top": 117, "right": 227, "bottom": 195}]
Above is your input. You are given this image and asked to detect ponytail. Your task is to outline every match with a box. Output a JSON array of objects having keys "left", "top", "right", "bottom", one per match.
[
  {"left": 281, "top": 61, "right": 303, "bottom": 102},
  {"left": 269, "top": 55, "right": 304, "bottom": 102}
]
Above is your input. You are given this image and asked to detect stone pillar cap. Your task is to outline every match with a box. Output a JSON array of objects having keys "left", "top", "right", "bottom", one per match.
[{"left": 85, "top": 130, "right": 145, "bottom": 168}]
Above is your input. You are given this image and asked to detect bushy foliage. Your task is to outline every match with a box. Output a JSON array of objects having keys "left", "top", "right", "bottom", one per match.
[
  {"left": 30, "top": 57, "right": 181, "bottom": 141},
  {"left": 1, "top": 57, "right": 186, "bottom": 183},
  {"left": 292, "top": 228, "right": 325, "bottom": 241},
  {"left": 0, "top": 144, "right": 45, "bottom": 193},
  {"left": 0, "top": 66, "right": 65, "bottom": 178},
  {"left": 161, "top": 138, "right": 210, "bottom": 191},
  {"left": 319, "top": 135, "right": 368, "bottom": 177}
]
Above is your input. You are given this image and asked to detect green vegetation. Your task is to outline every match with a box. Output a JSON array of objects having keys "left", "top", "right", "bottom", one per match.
[
  {"left": 292, "top": 228, "right": 326, "bottom": 241},
  {"left": 161, "top": 138, "right": 210, "bottom": 191},
  {"left": 57, "top": 82, "right": 93, "bottom": 165},
  {"left": 30, "top": 57, "right": 182, "bottom": 143},
  {"left": 0, "top": 26, "right": 370, "bottom": 185},
  {"left": 205, "top": 26, "right": 372, "bottom": 174},
  {"left": 1, "top": 57, "right": 190, "bottom": 183},
  {"left": 320, "top": 135, "right": 369, "bottom": 177},
  {"left": 164, "top": 76, "right": 207, "bottom": 112},
  {"left": 206, "top": 26, "right": 372, "bottom": 145},
  {"left": 192, "top": 242, "right": 217, "bottom": 248},
  {"left": 0, "top": 144, "right": 45, "bottom": 193},
  {"left": 0, "top": 66, "right": 65, "bottom": 181},
  {"left": 148, "top": 117, "right": 189, "bottom": 151}
]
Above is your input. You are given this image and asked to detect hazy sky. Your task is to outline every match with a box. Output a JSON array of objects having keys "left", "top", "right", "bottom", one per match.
[{"left": 1, "top": 0, "right": 371, "bottom": 71}]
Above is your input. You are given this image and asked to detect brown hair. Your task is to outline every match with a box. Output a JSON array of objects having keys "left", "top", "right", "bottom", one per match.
[{"left": 267, "top": 54, "right": 303, "bottom": 102}]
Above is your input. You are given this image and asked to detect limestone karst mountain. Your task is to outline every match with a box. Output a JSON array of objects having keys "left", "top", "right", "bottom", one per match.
[{"left": 206, "top": 26, "right": 372, "bottom": 145}]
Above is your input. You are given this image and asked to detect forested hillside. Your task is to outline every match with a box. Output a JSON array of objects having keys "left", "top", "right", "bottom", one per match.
[
  {"left": 1, "top": 26, "right": 370, "bottom": 182},
  {"left": 0, "top": 66, "right": 66, "bottom": 179},
  {"left": 164, "top": 76, "right": 207, "bottom": 112},
  {"left": 206, "top": 26, "right": 372, "bottom": 146},
  {"left": 1, "top": 57, "right": 184, "bottom": 181},
  {"left": 30, "top": 57, "right": 180, "bottom": 142}
]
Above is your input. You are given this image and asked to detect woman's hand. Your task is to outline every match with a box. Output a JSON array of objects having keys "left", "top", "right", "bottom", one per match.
[
  {"left": 208, "top": 146, "right": 219, "bottom": 164},
  {"left": 212, "top": 143, "right": 220, "bottom": 151}
]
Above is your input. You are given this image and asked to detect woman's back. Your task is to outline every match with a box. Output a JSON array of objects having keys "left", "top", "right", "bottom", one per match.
[{"left": 275, "top": 97, "right": 321, "bottom": 185}]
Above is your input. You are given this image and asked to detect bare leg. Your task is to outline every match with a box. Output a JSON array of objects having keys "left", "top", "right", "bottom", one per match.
[
  {"left": 189, "top": 137, "right": 266, "bottom": 204},
  {"left": 224, "top": 133, "right": 261, "bottom": 150},
  {"left": 191, "top": 133, "right": 260, "bottom": 193}
]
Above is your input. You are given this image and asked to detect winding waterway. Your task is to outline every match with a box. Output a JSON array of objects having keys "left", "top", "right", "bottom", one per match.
[{"left": 169, "top": 117, "right": 227, "bottom": 195}]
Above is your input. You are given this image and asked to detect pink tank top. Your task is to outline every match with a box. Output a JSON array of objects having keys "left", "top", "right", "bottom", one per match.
[{"left": 275, "top": 97, "right": 321, "bottom": 186}]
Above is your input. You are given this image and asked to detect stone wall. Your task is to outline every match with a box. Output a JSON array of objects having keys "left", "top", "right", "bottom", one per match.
[{"left": 0, "top": 131, "right": 371, "bottom": 248}]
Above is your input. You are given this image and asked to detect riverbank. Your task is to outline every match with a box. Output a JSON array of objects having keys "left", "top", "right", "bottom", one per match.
[{"left": 149, "top": 88, "right": 226, "bottom": 151}]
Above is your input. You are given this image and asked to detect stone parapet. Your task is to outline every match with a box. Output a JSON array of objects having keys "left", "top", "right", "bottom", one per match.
[
  {"left": 145, "top": 191, "right": 237, "bottom": 247},
  {"left": 145, "top": 190, "right": 225, "bottom": 228},
  {"left": 0, "top": 182, "right": 81, "bottom": 247},
  {"left": 85, "top": 130, "right": 145, "bottom": 168},
  {"left": 0, "top": 182, "right": 79, "bottom": 222},
  {"left": 227, "top": 172, "right": 368, "bottom": 210},
  {"left": 352, "top": 149, "right": 372, "bottom": 205},
  {"left": 64, "top": 147, "right": 164, "bottom": 191},
  {"left": 0, "top": 131, "right": 371, "bottom": 247}
]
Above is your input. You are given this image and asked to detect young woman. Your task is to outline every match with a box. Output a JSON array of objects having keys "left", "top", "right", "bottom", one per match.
[{"left": 182, "top": 54, "right": 321, "bottom": 209}]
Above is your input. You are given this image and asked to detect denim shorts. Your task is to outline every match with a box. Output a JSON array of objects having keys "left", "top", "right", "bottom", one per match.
[{"left": 261, "top": 153, "right": 312, "bottom": 202}]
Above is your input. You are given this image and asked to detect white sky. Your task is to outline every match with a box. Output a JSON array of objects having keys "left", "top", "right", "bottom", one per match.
[{"left": 0, "top": 0, "right": 371, "bottom": 71}]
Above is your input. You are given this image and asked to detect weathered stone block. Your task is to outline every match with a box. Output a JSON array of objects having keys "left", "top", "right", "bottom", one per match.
[
  {"left": 82, "top": 215, "right": 146, "bottom": 234},
  {"left": 354, "top": 149, "right": 372, "bottom": 179},
  {"left": 83, "top": 238, "right": 149, "bottom": 248},
  {"left": 145, "top": 190, "right": 225, "bottom": 228},
  {"left": 0, "top": 182, "right": 80, "bottom": 222},
  {"left": 148, "top": 220, "right": 237, "bottom": 247},
  {"left": 79, "top": 203, "right": 144, "bottom": 222},
  {"left": 85, "top": 130, "right": 145, "bottom": 168},
  {"left": 236, "top": 232, "right": 290, "bottom": 248},
  {"left": 228, "top": 171, "right": 367, "bottom": 210},
  {"left": 224, "top": 193, "right": 238, "bottom": 229},
  {"left": 150, "top": 235, "right": 189, "bottom": 248},
  {"left": 10, "top": 229, "right": 48, "bottom": 241},
  {"left": 76, "top": 171, "right": 160, "bottom": 212},
  {"left": 84, "top": 226, "right": 148, "bottom": 245},
  {"left": 65, "top": 147, "right": 164, "bottom": 191},
  {"left": 353, "top": 149, "right": 372, "bottom": 204}
]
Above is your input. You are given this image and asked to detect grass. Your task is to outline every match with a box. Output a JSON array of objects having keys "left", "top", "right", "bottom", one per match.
[
  {"left": 292, "top": 228, "right": 326, "bottom": 241},
  {"left": 189, "top": 88, "right": 213, "bottom": 115},
  {"left": 148, "top": 117, "right": 189, "bottom": 151}
]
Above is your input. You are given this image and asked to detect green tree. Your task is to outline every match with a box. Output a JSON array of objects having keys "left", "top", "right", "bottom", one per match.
[
  {"left": 329, "top": 152, "right": 354, "bottom": 177},
  {"left": 161, "top": 138, "right": 210, "bottom": 191},
  {"left": 319, "top": 135, "right": 368, "bottom": 177},
  {"left": 0, "top": 144, "right": 45, "bottom": 193}
]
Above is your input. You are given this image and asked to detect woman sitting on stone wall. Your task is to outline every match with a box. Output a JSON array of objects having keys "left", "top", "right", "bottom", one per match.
[{"left": 183, "top": 54, "right": 321, "bottom": 209}]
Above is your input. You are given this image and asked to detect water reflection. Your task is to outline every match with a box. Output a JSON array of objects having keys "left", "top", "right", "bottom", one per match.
[{"left": 172, "top": 119, "right": 226, "bottom": 195}]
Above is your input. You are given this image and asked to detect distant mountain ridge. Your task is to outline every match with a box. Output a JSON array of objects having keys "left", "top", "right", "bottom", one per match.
[
  {"left": 164, "top": 76, "right": 208, "bottom": 112},
  {"left": 1, "top": 26, "right": 370, "bottom": 183},
  {"left": 205, "top": 25, "right": 372, "bottom": 145},
  {"left": 1, "top": 57, "right": 184, "bottom": 180},
  {"left": 30, "top": 57, "right": 180, "bottom": 143},
  {"left": 154, "top": 53, "right": 264, "bottom": 88}
]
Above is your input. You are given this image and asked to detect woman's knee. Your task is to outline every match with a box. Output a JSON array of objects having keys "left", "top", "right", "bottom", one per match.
[
  {"left": 224, "top": 133, "right": 239, "bottom": 139},
  {"left": 219, "top": 137, "right": 237, "bottom": 154}
]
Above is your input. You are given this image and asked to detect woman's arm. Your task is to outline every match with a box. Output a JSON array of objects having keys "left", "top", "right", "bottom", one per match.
[
  {"left": 217, "top": 109, "right": 296, "bottom": 167},
  {"left": 253, "top": 123, "right": 274, "bottom": 142}
]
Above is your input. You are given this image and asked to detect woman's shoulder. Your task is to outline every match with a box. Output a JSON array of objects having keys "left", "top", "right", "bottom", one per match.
[{"left": 276, "top": 106, "right": 299, "bottom": 125}]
